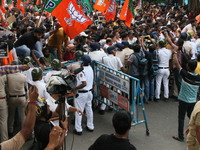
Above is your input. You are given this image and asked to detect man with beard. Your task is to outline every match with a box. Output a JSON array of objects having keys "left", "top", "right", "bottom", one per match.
[{"left": 14, "top": 27, "right": 45, "bottom": 69}]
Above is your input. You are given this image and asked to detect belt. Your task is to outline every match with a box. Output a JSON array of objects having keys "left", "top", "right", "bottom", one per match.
[
  {"left": 0, "top": 97, "right": 5, "bottom": 100},
  {"left": 78, "top": 89, "right": 92, "bottom": 93},
  {"left": 9, "top": 94, "right": 26, "bottom": 98},
  {"left": 159, "top": 67, "right": 169, "bottom": 69}
]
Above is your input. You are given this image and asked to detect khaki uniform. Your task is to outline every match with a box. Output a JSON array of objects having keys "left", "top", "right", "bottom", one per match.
[
  {"left": 7, "top": 72, "right": 27, "bottom": 133},
  {"left": 187, "top": 101, "right": 200, "bottom": 150},
  {"left": 0, "top": 75, "right": 8, "bottom": 142}
]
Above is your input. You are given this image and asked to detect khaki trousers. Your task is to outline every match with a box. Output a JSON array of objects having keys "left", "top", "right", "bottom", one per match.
[
  {"left": 7, "top": 97, "right": 27, "bottom": 133},
  {"left": 0, "top": 99, "right": 8, "bottom": 142}
]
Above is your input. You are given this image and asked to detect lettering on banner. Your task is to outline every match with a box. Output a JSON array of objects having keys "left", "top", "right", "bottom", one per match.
[
  {"left": 45, "top": 0, "right": 56, "bottom": 9},
  {"left": 99, "top": 68, "right": 129, "bottom": 94}
]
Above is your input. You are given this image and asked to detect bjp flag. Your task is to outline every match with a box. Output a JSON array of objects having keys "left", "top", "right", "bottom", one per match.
[
  {"left": 44, "top": 0, "right": 92, "bottom": 39},
  {"left": 119, "top": 0, "right": 134, "bottom": 27},
  {"left": 93, "top": 0, "right": 111, "bottom": 13},
  {"left": 104, "top": 0, "right": 116, "bottom": 22}
]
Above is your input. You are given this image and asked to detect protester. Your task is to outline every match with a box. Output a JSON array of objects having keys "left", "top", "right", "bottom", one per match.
[{"left": 89, "top": 110, "right": 137, "bottom": 150}]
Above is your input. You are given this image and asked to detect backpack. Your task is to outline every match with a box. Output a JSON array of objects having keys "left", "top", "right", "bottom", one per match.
[
  {"left": 181, "top": 48, "right": 191, "bottom": 70},
  {"left": 150, "top": 50, "right": 159, "bottom": 78},
  {"left": 134, "top": 52, "right": 148, "bottom": 77}
]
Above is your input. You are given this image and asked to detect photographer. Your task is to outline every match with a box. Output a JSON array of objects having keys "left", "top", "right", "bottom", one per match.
[{"left": 33, "top": 97, "right": 68, "bottom": 150}]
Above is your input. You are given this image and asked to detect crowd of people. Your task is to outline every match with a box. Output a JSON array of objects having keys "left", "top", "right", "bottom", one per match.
[{"left": 0, "top": 1, "right": 200, "bottom": 150}]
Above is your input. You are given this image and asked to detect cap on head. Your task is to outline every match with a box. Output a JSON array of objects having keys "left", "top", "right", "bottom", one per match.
[
  {"left": 115, "top": 43, "right": 124, "bottom": 51},
  {"left": 31, "top": 68, "right": 43, "bottom": 81},
  {"left": 107, "top": 46, "right": 116, "bottom": 54},
  {"left": 11, "top": 60, "right": 21, "bottom": 65},
  {"left": 180, "top": 32, "right": 187, "bottom": 41},
  {"left": 51, "top": 59, "right": 61, "bottom": 70},
  {"left": 23, "top": 56, "right": 33, "bottom": 64},
  {"left": 121, "top": 41, "right": 129, "bottom": 47},
  {"left": 89, "top": 42, "right": 100, "bottom": 51},
  {"left": 81, "top": 55, "right": 91, "bottom": 66},
  {"left": 74, "top": 50, "right": 84, "bottom": 59},
  {"left": 158, "top": 39, "right": 167, "bottom": 48}
]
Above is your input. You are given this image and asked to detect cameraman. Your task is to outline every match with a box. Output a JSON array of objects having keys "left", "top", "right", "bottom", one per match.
[{"left": 34, "top": 96, "right": 68, "bottom": 150}]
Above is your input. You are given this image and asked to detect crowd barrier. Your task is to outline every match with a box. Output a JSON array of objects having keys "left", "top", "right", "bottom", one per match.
[{"left": 92, "top": 60, "right": 150, "bottom": 135}]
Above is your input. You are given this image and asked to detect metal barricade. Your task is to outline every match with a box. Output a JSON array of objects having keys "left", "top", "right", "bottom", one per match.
[{"left": 92, "top": 60, "right": 150, "bottom": 135}]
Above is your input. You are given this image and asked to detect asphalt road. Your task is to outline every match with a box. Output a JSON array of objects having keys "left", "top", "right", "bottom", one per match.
[{"left": 20, "top": 98, "right": 188, "bottom": 150}]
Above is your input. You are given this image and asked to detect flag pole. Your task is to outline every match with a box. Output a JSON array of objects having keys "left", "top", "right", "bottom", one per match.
[{"left": 36, "top": 0, "right": 46, "bottom": 27}]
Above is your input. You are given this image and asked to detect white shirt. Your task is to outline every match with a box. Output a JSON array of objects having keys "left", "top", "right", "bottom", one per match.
[
  {"left": 22, "top": 68, "right": 34, "bottom": 84},
  {"left": 44, "top": 70, "right": 62, "bottom": 83},
  {"left": 88, "top": 50, "right": 107, "bottom": 63},
  {"left": 31, "top": 80, "right": 50, "bottom": 100},
  {"left": 196, "top": 38, "right": 200, "bottom": 53},
  {"left": 158, "top": 47, "right": 172, "bottom": 67},
  {"left": 128, "top": 37, "right": 137, "bottom": 45},
  {"left": 81, "top": 66, "right": 94, "bottom": 91},
  {"left": 102, "top": 54, "right": 123, "bottom": 70},
  {"left": 181, "top": 24, "right": 196, "bottom": 33},
  {"left": 186, "top": 40, "right": 197, "bottom": 59}
]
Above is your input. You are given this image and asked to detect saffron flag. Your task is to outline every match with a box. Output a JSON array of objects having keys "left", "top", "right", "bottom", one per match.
[
  {"left": 77, "top": 0, "right": 93, "bottom": 14},
  {"left": 104, "top": 0, "right": 116, "bottom": 22},
  {"left": 44, "top": 0, "right": 92, "bottom": 39},
  {"left": 16, "top": 0, "right": 25, "bottom": 14},
  {"left": 119, "top": 0, "right": 134, "bottom": 27},
  {"left": 93, "top": 0, "right": 110, "bottom": 13},
  {"left": 0, "top": 0, "right": 6, "bottom": 13}
]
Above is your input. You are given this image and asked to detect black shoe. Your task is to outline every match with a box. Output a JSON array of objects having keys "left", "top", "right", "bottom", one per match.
[
  {"left": 164, "top": 98, "right": 169, "bottom": 102},
  {"left": 154, "top": 98, "right": 159, "bottom": 102},
  {"left": 73, "top": 129, "right": 82, "bottom": 135},
  {"left": 86, "top": 126, "right": 94, "bottom": 132},
  {"left": 145, "top": 101, "right": 149, "bottom": 104},
  {"left": 98, "top": 110, "right": 105, "bottom": 115}
]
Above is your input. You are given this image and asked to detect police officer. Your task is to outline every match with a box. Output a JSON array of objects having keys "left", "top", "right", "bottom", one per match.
[
  {"left": 74, "top": 55, "right": 94, "bottom": 135},
  {"left": 155, "top": 40, "right": 172, "bottom": 101},
  {"left": 22, "top": 56, "right": 34, "bottom": 85},
  {"left": 0, "top": 64, "right": 8, "bottom": 142},
  {"left": 31, "top": 68, "right": 50, "bottom": 100},
  {"left": 44, "top": 59, "right": 62, "bottom": 83},
  {"left": 7, "top": 60, "right": 27, "bottom": 137}
]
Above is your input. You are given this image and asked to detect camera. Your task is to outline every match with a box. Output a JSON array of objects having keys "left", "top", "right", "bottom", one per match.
[{"left": 46, "top": 70, "right": 77, "bottom": 95}]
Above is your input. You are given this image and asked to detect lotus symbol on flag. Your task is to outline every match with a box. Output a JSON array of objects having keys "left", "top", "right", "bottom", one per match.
[{"left": 64, "top": 2, "right": 88, "bottom": 26}]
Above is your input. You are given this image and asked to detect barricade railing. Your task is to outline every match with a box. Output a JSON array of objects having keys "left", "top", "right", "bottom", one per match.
[{"left": 92, "top": 60, "right": 149, "bottom": 135}]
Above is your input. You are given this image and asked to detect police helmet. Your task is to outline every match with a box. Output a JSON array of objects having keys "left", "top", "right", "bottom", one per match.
[
  {"left": 51, "top": 59, "right": 61, "bottom": 70},
  {"left": 74, "top": 50, "right": 84, "bottom": 59},
  {"left": 187, "top": 33, "right": 192, "bottom": 41},
  {"left": 158, "top": 39, "right": 167, "bottom": 48},
  {"left": 31, "top": 68, "right": 43, "bottom": 81},
  {"left": 23, "top": 56, "right": 33, "bottom": 64},
  {"left": 11, "top": 60, "right": 22, "bottom": 65}
]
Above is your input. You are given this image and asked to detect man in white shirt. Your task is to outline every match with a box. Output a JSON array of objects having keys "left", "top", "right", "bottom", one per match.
[
  {"left": 44, "top": 59, "right": 62, "bottom": 83},
  {"left": 74, "top": 55, "right": 94, "bottom": 135},
  {"left": 155, "top": 40, "right": 172, "bottom": 101},
  {"left": 181, "top": 19, "right": 197, "bottom": 33},
  {"left": 88, "top": 42, "right": 107, "bottom": 63},
  {"left": 31, "top": 68, "right": 50, "bottom": 100},
  {"left": 102, "top": 46, "right": 124, "bottom": 71}
]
